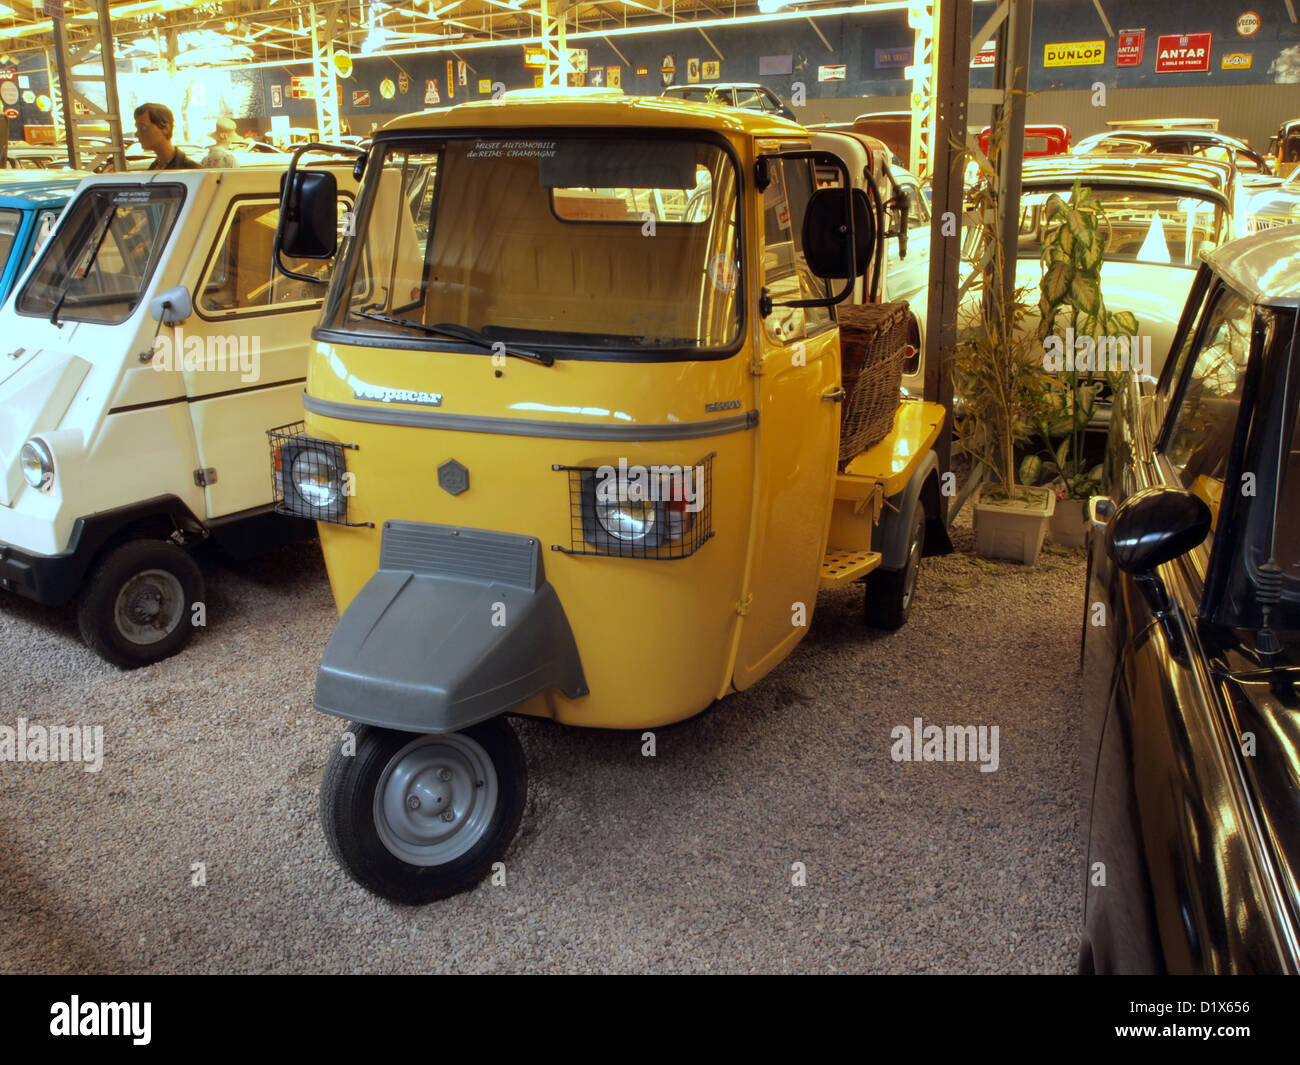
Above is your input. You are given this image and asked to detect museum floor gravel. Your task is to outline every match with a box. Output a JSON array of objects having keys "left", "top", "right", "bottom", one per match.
[{"left": 0, "top": 515, "right": 1085, "bottom": 974}]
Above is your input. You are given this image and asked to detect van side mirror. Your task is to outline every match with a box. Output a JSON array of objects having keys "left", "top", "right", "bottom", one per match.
[
  {"left": 279, "top": 169, "right": 338, "bottom": 259},
  {"left": 148, "top": 285, "right": 191, "bottom": 325},
  {"left": 801, "top": 186, "right": 875, "bottom": 280}
]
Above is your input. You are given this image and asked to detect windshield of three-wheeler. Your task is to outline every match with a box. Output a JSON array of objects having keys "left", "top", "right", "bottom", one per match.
[
  {"left": 17, "top": 184, "right": 183, "bottom": 324},
  {"left": 325, "top": 134, "right": 742, "bottom": 354},
  {"left": 1016, "top": 186, "right": 1226, "bottom": 267}
]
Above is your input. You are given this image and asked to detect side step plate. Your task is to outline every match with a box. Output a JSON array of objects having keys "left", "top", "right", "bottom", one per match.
[{"left": 819, "top": 548, "right": 882, "bottom": 588}]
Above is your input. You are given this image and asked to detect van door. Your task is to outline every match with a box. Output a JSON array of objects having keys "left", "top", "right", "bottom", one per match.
[
  {"left": 177, "top": 194, "right": 349, "bottom": 518},
  {"left": 733, "top": 154, "right": 841, "bottom": 689}
]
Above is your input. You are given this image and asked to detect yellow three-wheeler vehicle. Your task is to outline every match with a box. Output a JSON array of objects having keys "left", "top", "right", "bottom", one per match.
[{"left": 271, "top": 91, "right": 948, "bottom": 903}]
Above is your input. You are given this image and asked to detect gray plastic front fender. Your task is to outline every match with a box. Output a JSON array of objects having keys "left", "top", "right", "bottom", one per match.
[{"left": 314, "top": 521, "right": 588, "bottom": 734}]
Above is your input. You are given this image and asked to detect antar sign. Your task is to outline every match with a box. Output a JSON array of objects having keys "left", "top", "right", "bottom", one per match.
[
  {"left": 1155, "top": 32, "right": 1213, "bottom": 73},
  {"left": 1116, "top": 29, "right": 1146, "bottom": 67}
]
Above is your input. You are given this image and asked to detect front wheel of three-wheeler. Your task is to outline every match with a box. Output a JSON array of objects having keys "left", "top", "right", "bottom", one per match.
[
  {"left": 864, "top": 503, "right": 925, "bottom": 631},
  {"left": 320, "top": 719, "right": 527, "bottom": 904},
  {"left": 76, "top": 539, "right": 204, "bottom": 668}
]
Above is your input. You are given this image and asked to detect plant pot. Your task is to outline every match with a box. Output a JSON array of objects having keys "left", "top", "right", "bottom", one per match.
[
  {"left": 1048, "top": 496, "right": 1088, "bottom": 548},
  {"left": 972, "top": 484, "right": 1056, "bottom": 566}
]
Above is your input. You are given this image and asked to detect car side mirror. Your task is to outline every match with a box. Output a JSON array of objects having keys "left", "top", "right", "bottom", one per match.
[
  {"left": 802, "top": 186, "right": 875, "bottom": 280},
  {"left": 1105, "top": 486, "right": 1212, "bottom": 575},
  {"left": 279, "top": 169, "right": 339, "bottom": 259},
  {"left": 148, "top": 285, "right": 192, "bottom": 325}
]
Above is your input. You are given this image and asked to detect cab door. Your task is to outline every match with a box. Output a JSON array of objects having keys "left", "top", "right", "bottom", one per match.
[
  {"left": 733, "top": 154, "right": 841, "bottom": 689},
  {"left": 180, "top": 194, "right": 349, "bottom": 518}
]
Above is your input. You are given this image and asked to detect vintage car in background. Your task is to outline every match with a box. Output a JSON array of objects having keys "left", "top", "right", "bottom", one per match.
[
  {"left": 661, "top": 82, "right": 796, "bottom": 121},
  {"left": 2, "top": 143, "right": 71, "bottom": 170},
  {"left": 1079, "top": 224, "right": 1300, "bottom": 973},
  {"left": 1242, "top": 170, "right": 1300, "bottom": 233},
  {"left": 961, "top": 154, "right": 1233, "bottom": 383},
  {"left": 1267, "top": 117, "right": 1300, "bottom": 178},
  {"left": 0, "top": 161, "right": 355, "bottom": 667},
  {"left": 978, "top": 123, "right": 1070, "bottom": 157},
  {"left": 0, "top": 171, "right": 82, "bottom": 304},
  {"left": 1073, "top": 125, "right": 1273, "bottom": 177}
]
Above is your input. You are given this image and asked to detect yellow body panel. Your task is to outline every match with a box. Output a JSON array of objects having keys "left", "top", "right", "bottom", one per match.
[{"left": 842, "top": 397, "right": 945, "bottom": 496}]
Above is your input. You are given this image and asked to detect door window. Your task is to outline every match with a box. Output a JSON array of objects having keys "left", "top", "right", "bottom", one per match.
[
  {"left": 198, "top": 197, "right": 352, "bottom": 316},
  {"left": 1159, "top": 286, "right": 1253, "bottom": 524},
  {"left": 761, "top": 156, "right": 831, "bottom": 343}
]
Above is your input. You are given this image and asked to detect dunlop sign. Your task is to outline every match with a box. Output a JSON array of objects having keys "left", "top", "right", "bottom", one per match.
[{"left": 1044, "top": 40, "right": 1106, "bottom": 67}]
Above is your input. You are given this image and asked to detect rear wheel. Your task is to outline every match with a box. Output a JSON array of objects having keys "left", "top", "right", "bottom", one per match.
[
  {"left": 320, "top": 719, "right": 527, "bottom": 905},
  {"left": 76, "top": 539, "right": 203, "bottom": 668},
  {"left": 864, "top": 503, "right": 925, "bottom": 630}
]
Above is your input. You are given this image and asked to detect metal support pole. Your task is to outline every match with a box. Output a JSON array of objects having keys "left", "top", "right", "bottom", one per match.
[
  {"left": 94, "top": 0, "right": 126, "bottom": 172},
  {"left": 923, "top": 0, "right": 973, "bottom": 522},
  {"left": 907, "top": 2, "right": 936, "bottom": 178},
  {"left": 991, "top": 0, "right": 1032, "bottom": 312},
  {"left": 51, "top": 15, "right": 79, "bottom": 169},
  {"left": 310, "top": 2, "right": 340, "bottom": 142}
]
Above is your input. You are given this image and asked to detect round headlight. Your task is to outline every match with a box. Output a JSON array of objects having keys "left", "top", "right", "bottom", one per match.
[
  {"left": 20, "top": 439, "right": 54, "bottom": 490},
  {"left": 596, "top": 497, "right": 656, "bottom": 541},
  {"left": 291, "top": 448, "right": 341, "bottom": 510}
]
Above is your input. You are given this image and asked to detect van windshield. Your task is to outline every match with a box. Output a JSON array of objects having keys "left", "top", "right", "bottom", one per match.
[
  {"left": 17, "top": 184, "right": 184, "bottom": 325},
  {"left": 325, "top": 134, "right": 742, "bottom": 357}
]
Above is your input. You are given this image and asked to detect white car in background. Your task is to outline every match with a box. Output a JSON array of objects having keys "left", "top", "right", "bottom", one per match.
[{"left": 962, "top": 154, "right": 1235, "bottom": 381}]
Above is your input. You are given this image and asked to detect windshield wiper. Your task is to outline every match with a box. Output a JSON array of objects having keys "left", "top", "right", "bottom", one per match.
[
  {"left": 50, "top": 206, "right": 117, "bottom": 326},
  {"left": 350, "top": 310, "right": 554, "bottom": 367}
]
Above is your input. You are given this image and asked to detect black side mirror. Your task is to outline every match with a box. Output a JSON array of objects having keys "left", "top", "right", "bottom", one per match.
[
  {"left": 279, "top": 169, "right": 338, "bottom": 259},
  {"left": 801, "top": 186, "right": 875, "bottom": 280},
  {"left": 1106, "top": 486, "right": 1212, "bottom": 574}
]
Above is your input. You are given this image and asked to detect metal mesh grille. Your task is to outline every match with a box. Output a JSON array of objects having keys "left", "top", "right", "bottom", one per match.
[
  {"left": 267, "top": 422, "right": 369, "bottom": 527},
  {"left": 553, "top": 453, "right": 714, "bottom": 559}
]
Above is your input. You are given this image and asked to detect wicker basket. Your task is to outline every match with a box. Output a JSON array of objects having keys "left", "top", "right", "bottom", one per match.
[{"left": 837, "top": 301, "right": 909, "bottom": 464}]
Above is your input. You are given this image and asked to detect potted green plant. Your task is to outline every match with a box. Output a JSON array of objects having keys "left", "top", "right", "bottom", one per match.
[
  {"left": 1023, "top": 182, "right": 1139, "bottom": 547},
  {"left": 953, "top": 115, "right": 1057, "bottom": 565}
]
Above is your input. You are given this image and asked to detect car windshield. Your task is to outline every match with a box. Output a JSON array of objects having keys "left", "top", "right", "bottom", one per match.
[
  {"left": 324, "top": 134, "right": 742, "bottom": 356},
  {"left": 1017, "top": 186, "right": 1225, "bottom": 267},
  {"left": 17, "top": 184, "right": 184, "bottom": 324}
]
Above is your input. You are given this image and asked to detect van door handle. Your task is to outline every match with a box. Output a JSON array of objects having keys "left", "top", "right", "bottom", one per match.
[{"left": 822, "top": 387, "right": 847, "bottom": 403}]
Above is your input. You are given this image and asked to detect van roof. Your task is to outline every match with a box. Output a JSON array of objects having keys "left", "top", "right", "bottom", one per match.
[{"left": 382, "top": 91, "right": 806, "bottom": 138}]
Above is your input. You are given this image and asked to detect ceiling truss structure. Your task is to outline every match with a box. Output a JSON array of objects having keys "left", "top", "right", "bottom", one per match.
[{"left": 0, "top": 0, "right": 880, "bottom": 65}]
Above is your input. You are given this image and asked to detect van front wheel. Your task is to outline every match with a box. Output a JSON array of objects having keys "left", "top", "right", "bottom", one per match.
[
  {"left": 77, "top": 540, "right": 203, "bottom": 668},
  {"left": 321, "top": 719, "right": 527, "bottom": 905}
]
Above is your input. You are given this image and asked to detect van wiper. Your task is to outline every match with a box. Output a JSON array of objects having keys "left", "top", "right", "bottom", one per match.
[
  {"left": 351, "top": 310, "right": 554, "bottom": 366},
  {"left": 50, "top": 206, "right": 117, "bottom": 325}
]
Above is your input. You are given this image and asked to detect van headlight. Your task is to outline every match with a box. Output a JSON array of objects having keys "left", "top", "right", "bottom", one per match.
[
  {"left": 20, "top": 439, "right": 54, "bottom": 491},
  {"left": 291, "top": 448, "right": 343, "bottom": 510},
  {"left": 557, "top": 453, "right": 715, "bottom": 559},
  {"left": 595, "top": 497, "right": 658, "bottom": 541},
  {"left": 269, "top": 424, "right": 355, "bottom": 523}
]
